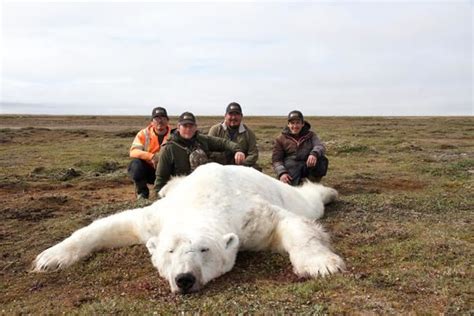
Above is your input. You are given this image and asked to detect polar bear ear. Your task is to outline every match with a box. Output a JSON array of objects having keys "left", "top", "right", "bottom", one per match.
[
  {"left": 146, "top": 237, "right": 160, "bottom": 254},
  {"left": 223, "top": 233, "right": 239, "bottom": 250}
]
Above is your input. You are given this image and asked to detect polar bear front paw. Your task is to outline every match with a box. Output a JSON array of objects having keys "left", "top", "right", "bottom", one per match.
[
  {"left": 32, "top": 243, "right": 79, "bottom": 272},
  {"left": 291, "top": 251, "right": 345, "bottom": 278}
]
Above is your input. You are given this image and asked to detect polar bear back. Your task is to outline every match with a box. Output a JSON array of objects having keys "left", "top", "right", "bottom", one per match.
[{"left": 162, "top": 163, "right": 325, "bottom": 220}]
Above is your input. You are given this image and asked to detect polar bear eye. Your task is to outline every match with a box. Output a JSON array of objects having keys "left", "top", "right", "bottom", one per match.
[
  {"left": 168, "top": 249, "right": 174, "bottom": 254},
  {"left": 200, "top": 248, "right": 209, "bottom": 253}
]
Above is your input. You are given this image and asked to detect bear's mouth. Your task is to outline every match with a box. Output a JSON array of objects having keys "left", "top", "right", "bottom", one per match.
[
  {"left": 175, "top": 285, "right": 200, "bottom": 294},
  {"left": 171, "top": 281, "right": 202, "bottom": 294}
]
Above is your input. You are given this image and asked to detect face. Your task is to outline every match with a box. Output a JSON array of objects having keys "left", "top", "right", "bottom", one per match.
[
  {"left": 152, "top": 116, "right": 169, "bottom": 131},
  {"left": 224, "top": 112, "right": 242, "bottom": 128},
  {"left": 287, "top": 119, "right": 303, "bottom": 135},
  {"left": 146, "top": 230, "right": 239, "bottom": 294},
  {"left": 178, "top": 123, "right": 197, "bottom": 139}
]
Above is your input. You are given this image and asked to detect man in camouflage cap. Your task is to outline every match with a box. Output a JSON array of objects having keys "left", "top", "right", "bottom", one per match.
[{"left": 154, "top": 111, "right": 246, "bottom": 194}]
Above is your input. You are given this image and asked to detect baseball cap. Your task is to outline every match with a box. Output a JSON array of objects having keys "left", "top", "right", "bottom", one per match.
[
  {"left": 151, "top": 107, "right": 168, "bottom": 119},
  {"left": 287, "top": 110, "right": 304, "bottom": 122},
  {"left": 178, "top": 112, "right": 196, "bottom": 125},
  {"left": 226, "top": 102, "right": 242, "bottom": 115}
]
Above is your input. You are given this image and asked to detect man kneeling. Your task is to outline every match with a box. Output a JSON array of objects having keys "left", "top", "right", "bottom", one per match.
[{"left": 272, "top": 110, "right": 329, "bottom": 186}]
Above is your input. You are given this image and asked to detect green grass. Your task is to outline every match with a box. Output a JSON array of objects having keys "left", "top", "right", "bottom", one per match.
[{"left": 0, "top": 115, "right": 473, "bottom": 314}]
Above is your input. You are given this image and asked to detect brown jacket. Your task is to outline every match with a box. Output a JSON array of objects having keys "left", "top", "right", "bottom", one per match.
[{"left": 272, "top": 122, "right": 325, "bottom": 178}]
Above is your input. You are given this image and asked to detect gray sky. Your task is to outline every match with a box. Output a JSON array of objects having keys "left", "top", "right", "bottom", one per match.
[{"left": 1, "top": 0, "right": 472, "bottom": 116}]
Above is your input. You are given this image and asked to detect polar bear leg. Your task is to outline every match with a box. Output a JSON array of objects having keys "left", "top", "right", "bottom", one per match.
[
  {"left": 33, "top": 209, "right": 145, "bottom": 272},
  {"left": 273, "top": 214, "right": 345, "bottom": 278}
]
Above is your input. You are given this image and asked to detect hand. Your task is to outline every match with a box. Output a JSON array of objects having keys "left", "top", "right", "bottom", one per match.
[
  {"left": 234, "top": 151, "right": 245, "bottom": 165},
  {"left": 306, "top": 155, "right": 317, "bottom": 168},
  {"left": 279, "top": 173, "right": 292, "bottom": 184},
  {"left": 152, "top": 153, "right": 160, "bottom": 167}
]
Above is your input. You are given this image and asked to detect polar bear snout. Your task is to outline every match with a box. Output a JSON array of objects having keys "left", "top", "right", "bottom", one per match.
[{"left": 175, "top": 273, "right": 197, "bottom": 293}]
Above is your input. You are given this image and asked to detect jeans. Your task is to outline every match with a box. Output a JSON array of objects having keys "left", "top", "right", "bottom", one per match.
[
  {"left": 127, "top": 159, "right": 156, "bottom": 197},
  {"left": 285, "top": 156, "right": 328, "bottom": 186}
]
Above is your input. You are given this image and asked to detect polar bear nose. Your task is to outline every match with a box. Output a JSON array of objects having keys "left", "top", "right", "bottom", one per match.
[{"left": 175, "top": 273, "right": 196, "bottom": 292}]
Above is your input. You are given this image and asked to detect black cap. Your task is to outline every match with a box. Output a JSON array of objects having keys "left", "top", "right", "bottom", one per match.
[
  {"left": 178, "top": 112, "right": 197, "bottom": 125},
  {"left": 288, "top": 110, "right": 304, "bottom": 122},
  {"left": 151, "top": 107, "right": 168, "bottom": 119},
  {"left": 226, "top": 102, "right": 242, "bottom": 115}
]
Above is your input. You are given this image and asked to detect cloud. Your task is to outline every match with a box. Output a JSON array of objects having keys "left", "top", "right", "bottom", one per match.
[{"left": 1, "top": 1, "right": 472, "bottom": 115}]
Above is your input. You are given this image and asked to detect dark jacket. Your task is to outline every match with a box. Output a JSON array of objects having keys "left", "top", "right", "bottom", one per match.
[
  {"left": 154, "top": 130, "right": 241, "bottom": 192},
  {"left": 272, "top": 122, "right": 325, "bottom": 178},
  {"left": 208, "top": 122, "right": 259, "bottom": 167}
]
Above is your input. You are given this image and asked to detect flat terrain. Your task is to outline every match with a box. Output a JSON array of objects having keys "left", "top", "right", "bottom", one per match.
[{"left": 0, "top": 115, "right": 472, "bottom": 314}]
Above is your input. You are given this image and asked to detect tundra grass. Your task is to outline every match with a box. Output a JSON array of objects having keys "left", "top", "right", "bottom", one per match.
[{"left": 0, "top": 115, "right": 472, "bottom": 314}]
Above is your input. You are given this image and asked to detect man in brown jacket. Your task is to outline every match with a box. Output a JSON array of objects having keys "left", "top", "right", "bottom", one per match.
[{"left": 272, "top": 110, "right": 328, "bottom": 186}]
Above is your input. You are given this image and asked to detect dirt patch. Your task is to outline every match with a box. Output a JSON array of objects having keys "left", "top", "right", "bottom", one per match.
[
  {"left": 58, "top": 168, "right": 82, "bottom": 181},
  {"left": 70, "top": 294, "right": 97, "bottom": 308},
  {"left": 2, "top": 207, "right": 56, "bottom": 221},
  {"left": 396, "top": 142, "right": 424, "bottom": 152},
  {"left": 38, "top": 194, "right": 69, "bottom": 205},
  {"left": 28, "top": 167, "right": 82, "bottom": 181},
  {"left": 0, "top": 178, "right": 30, "bottom": 191},
  {"left": 77, "top": 177, "right": 131, "bottom": 190},
  {"left": 432, "top": 152, "right": 473, "bottom": 162},
  {"left": 0, "top": 180, "right": 135, "bottom": 226},
  {"left": 379, "top": 178, "right": 427, "bottom": 191},
  {"left": 0, "top": 133, "right": 14, "bottom": 144},
  {"left": 118, "top": 278, "right": 170, "bottom": 299},
  {"left": 217, "top": 252, "right": 300, "bottom": 285},
  {"left": 115, "top": 130, "right": 139, "bottom": 138},
  {"left": 335, "top": 177, "right": 427, "bottom": 195}
]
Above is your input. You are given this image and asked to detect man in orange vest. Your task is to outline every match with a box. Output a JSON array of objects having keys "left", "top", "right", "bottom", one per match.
[{"left": 128, "top": 107, "right": 171, "bottom": 199}]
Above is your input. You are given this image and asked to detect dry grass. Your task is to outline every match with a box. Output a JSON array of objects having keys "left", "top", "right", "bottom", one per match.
[{"left": 0, "top": 115, "right": 473, "bottom": 314}]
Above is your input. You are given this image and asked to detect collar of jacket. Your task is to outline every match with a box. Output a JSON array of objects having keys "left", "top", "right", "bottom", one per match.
[
  {"left": 152, "top": 124, "right": 170, "bottom": 136},
  {"left": 170, "top": 129, "right": 199, "bottom": 147},
  {"left": 221, "top": 122, "right": 246, "bottom": 134}
]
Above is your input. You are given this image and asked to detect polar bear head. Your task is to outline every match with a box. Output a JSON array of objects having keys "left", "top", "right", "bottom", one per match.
[{"left": 146, "top": 229, "right": 240, "bottom": 293}]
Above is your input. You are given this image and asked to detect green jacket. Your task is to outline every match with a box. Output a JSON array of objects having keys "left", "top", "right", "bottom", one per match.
[
  {"left": 154, "top": 130, "right": 241, "bottom": 193},
  {"left": 208, "top": 122, "right": 259, "bottom": 167}
]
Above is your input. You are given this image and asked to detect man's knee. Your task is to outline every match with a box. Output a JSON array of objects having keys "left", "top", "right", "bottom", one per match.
[
  {"left": 308, "top": 156, "right": 329, "bottom": 180},
  {"left": 128, "top": 159, "right": 151, "bottom": 182}
]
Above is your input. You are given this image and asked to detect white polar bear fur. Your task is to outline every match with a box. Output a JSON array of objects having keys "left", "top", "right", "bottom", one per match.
[{"left": 33, "top": 163, "right": 345, "bottom": 293}]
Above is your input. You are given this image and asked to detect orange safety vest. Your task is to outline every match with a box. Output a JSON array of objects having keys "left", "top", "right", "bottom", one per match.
[{"left": 130, "top": 124, "right": 171, "bottom": 166}]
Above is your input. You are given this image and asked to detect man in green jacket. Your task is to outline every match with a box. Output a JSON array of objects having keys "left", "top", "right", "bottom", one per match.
[
  {"left": 154, "top": 111, "right": 246, "bottom": 194},
  {"left": 208, "top": 102, "right": 261, "bottom": 170}
]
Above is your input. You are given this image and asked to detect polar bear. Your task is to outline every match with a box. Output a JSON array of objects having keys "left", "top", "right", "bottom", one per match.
[{"left": 33, "top": 163, "right": 345, "bottom": 293}]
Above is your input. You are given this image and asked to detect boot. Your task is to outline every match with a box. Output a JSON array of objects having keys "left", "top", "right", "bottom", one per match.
[
  {"left": 307, "top": 175, "right": 322, "bottom": 183},
  {"left": 135, "top": 180, "right": 149, "bottom": 200}
]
